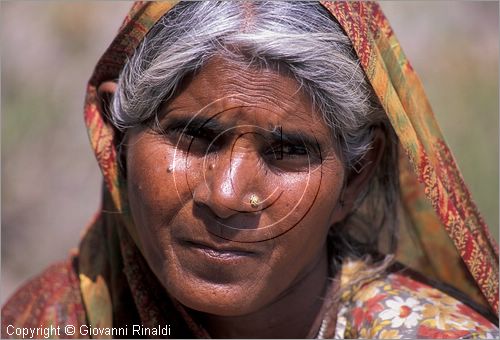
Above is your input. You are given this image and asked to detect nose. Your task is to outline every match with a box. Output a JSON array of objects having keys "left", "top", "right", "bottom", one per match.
[{"left": 193, "top": 144, "right": 263, "bottom": 220}]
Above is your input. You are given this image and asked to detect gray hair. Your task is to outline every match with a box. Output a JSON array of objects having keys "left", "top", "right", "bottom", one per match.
[{"left": 112, "top": 1, "right": 399, "bottom": 267}]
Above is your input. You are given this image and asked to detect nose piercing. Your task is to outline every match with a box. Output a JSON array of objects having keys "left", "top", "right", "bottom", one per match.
[{"left": 249, "top": 194, "right": 260, "bottom": 208}]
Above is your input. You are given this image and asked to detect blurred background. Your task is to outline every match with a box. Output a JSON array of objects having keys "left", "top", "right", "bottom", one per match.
[{"left": 1, "top": 2, "right": 498, "bottom": 305}]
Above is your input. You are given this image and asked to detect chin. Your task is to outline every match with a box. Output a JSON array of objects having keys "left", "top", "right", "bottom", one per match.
[
  {"left": 154, "top": 236, "right": 275, "bottom": 315},
  {"left": 165, "top": 271, "right": 266, "bottom": 316}
]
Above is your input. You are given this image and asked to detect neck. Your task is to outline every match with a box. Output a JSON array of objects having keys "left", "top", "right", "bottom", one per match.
[{"left": 194, "top": 249, "right": 330, "bottom": 338}]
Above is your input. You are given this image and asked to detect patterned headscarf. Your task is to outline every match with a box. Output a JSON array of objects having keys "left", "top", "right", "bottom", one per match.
[{"left": 79, "top": 1, "right": 499, "bottom": 332}]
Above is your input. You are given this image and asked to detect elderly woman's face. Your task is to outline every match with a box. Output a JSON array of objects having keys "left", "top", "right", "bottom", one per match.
[{"left": 126, "top": 58, "right": 348, "bottom": 316}]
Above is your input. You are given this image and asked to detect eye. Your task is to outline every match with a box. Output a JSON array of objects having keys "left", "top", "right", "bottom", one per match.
[
  {"left": 164, "top": 125, "right": 220, "bottom": 154},
  {"left": 170, "top": 126, "right": 208, "bottom": 141},
  {"left": 281, "top": 144, "right": 308, "bottom": 157},
  {"left": 263, "top": 142, "right": 317, "bottom": 173},
  {"left": 265, "top": 143, "right": 309, "bottom": 159}
]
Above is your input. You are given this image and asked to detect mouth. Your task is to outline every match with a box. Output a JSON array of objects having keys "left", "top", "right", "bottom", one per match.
[
  {"left": 173, "top": 234, "right": 263, "bottom": 282},
  {"left": 179, "top": 239, "right": 256, "bottom": 261}
]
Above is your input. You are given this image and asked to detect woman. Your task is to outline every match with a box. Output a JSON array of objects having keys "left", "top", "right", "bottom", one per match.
[{"left": 2, "top": 1, "right": 499, "bottom": 338}]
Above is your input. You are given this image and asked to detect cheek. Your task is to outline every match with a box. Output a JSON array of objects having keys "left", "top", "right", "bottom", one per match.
[
  {"left": 308, "top": 159, "right": 345, "bottom": 225},
  {"left": 125, "top": 134, "right": 193, "bottom": 275},
  {"left": 271, "top": 159, "right": 344, "bottom": 238},
  {"left": 271, "top": 159, "right": 345, "bottom": 265},
  {"left": 126, "top": 132, "right": 203, "bottom": 213},
  {"left": 127, "top": 141, "right": 178, "bottom": 221}
]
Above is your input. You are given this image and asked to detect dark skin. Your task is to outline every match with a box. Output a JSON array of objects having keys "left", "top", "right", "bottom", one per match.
[{"left": 100, "top": 57, "right": 384, "bottom": 338}]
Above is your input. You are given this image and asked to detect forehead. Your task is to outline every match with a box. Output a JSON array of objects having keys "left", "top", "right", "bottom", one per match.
[{"left": 164, "top": 57, "right": 332, "bottom": 138}]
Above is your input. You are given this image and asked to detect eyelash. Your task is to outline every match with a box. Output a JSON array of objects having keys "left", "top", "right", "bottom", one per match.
[
  {"left": 167, "top": 126, "right": 214, "bottom": 142},
  {"left": 265, "top": 144, "right": 309, "bottom": 158}
]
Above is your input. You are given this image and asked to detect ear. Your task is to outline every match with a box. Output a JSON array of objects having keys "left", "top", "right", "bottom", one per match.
[
  {"left": 330, "top": 127, "right": 386, "bottom": 224},
  {"left": 97, "top": 80, "right": 129, "bottom": 174},
  {"left": 96, "top": 80, "right": 117, "bottom": 118}
]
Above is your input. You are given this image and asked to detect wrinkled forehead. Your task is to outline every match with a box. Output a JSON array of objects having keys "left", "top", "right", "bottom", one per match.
[{"left": 160, "top": 57, "right": 335, "bottom": 143}]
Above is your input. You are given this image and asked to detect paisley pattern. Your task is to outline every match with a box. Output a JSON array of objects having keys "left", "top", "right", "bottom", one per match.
[{"left": 1, "top": 259, "right": 86, "bottom": 339}]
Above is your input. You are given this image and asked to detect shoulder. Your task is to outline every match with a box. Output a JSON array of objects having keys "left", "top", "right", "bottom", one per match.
[
  {"left": 1, "top": 256, "right": 86, "bottom": 338},
  {"left": 336, "top": 271, "right": 499, "bottom": 339}
]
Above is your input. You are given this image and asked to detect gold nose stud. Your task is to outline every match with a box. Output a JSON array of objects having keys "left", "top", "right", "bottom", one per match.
[{"left": 249, "top": 194, "right": 260, "bottom": 208}]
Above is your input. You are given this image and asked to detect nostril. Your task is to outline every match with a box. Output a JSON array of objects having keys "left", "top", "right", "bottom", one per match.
[{"left": 192, "top": 186, "right": 239, "bottom": 220}]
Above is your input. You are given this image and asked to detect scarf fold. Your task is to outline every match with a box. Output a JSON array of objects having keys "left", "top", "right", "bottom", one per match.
[{"left": 79, "top": 1, "right": 499, "bottom": 333}]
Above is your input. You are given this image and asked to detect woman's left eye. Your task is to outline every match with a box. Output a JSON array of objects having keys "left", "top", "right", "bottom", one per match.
[
  {"left": 282, "top": 145, "right": 307, "bottom": 156},
  {"left": 266, "top": 143, "right": 308, "bottom": 159},
  {"left": 262, "top": 139, "right": 323, "bottom": 172}
]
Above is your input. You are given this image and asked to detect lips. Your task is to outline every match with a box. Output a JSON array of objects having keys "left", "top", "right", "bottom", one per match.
[{"left": 179, "top": 239, "right": 256, "bottom": 261}]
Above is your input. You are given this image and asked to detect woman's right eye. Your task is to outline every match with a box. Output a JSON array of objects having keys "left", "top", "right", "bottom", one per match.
[
  {"left": 164, "top": 126, "right": 219, "bottom": 154},
  {"left": 168, "top": 126, "right": 199, "bottom": 140}
]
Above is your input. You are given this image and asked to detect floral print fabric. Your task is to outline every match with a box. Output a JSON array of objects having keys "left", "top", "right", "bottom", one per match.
[{"left": 334, "top": 272, "right": 499, "bottom": 339}]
